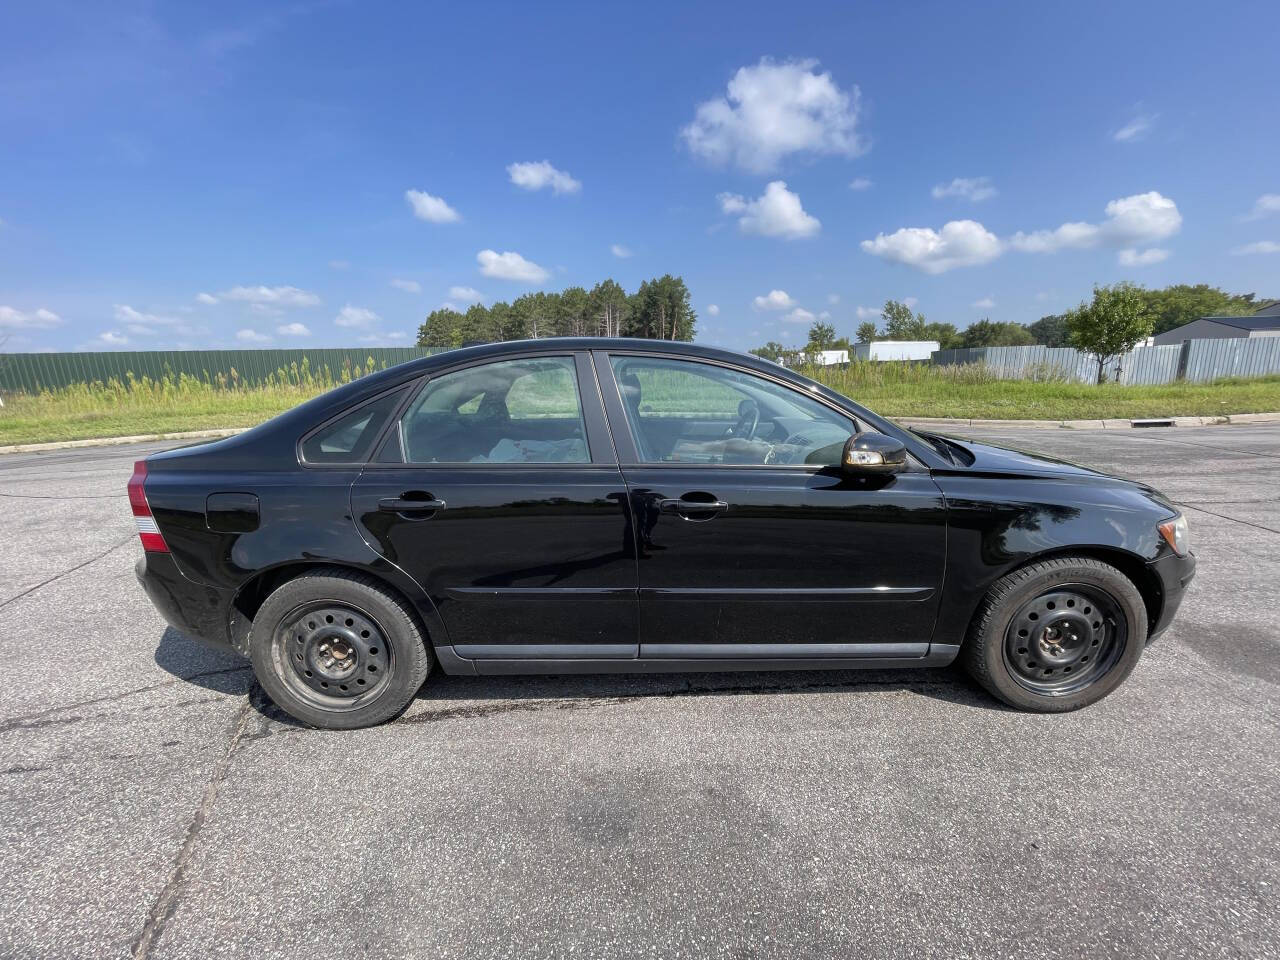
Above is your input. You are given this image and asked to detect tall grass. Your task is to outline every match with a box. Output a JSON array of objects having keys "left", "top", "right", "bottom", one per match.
[{"left": 2, "top": 357, "right": 1279, "bottom": 446}]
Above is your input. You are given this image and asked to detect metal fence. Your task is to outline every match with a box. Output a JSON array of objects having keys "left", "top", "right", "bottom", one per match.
[
  {"left": 932, "top": 338, "right": 1280, "bottom": 385},
  {"left": 0, "top": 347, "right": 444, "bottom": 394}
]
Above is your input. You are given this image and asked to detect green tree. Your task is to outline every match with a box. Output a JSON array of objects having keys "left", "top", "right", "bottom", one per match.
[
  {"left": 629, "top": 275, "right": 696, "bottom": 340},
  {"left": 958, "top": 319, "right": 1035, "bottom": 348},
  {"left": 459, "top": 303, "right": 494, "bottom": 344},
  {"left": 589, "top": 279, "right": 628, "bottom": 337},
  {"left": 881, "top": 300, "right": 926, "bottom": 339},
  {"left": 855, "top": 320, "right": 878, "bottom": 343},
  {"left": 1141, "top": 283, "right": 1263, "bottom": 336},
  {"left": 554, "top": 286, "right": 590, "bottom": 337},
  {"left": 750, "top": 341, "right": 787, "bottom": 362},
  {"left": 417, "top": 308, "right": 464, "bottom": 348},
  {"left": 920, "top": 322, "right": 961, "bottom": 349},
  {"left": 806, "top": 320, "right": 837, "bottom": 351},
  {"left": 1067, "top": 283, "right": 1155, "bottom": 383},
  {"left": 1027, "top": 313, "right": 1071, "bottom": 347}
]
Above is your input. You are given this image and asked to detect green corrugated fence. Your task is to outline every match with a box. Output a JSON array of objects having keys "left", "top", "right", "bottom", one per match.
[{"left": 0, "top": 347, "right": 446, "bottom": 394}]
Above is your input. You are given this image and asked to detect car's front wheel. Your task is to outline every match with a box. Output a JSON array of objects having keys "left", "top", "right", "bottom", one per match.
[
  {"left": 249, "top": 569, "right": 433, "bottom": 729},
  {"left": 962, "top": 556, "right": 1148, "bottom": 712}
]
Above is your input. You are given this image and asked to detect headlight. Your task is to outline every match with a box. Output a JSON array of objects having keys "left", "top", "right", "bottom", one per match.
[{"left": 1158, "top": 514, "right": 1190, "bottom": 556}]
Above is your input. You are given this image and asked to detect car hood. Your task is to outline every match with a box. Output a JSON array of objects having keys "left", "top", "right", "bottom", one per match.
[{"left": 923, "top": 432, "right": 1123, "bottom": 481}]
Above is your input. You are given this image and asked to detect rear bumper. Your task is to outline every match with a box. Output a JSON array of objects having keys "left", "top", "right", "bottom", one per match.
[
  {"left": 1146, "top": 549, "right": 1196, "bottom": 642},
  {"left": 135, "top": 552, "right": 241, "bottom": 655}
]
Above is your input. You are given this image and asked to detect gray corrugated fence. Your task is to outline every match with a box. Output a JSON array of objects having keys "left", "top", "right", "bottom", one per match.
[
  {"left": 0, "top": 347, "right": 444, "bottom": 394},
  {"left": 933, "top": 338, "right": 1280, "bottom": 385}
]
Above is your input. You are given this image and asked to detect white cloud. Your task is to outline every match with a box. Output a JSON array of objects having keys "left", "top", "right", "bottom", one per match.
[
  {"left": 390, "top": 278, "right": 422, "bottom": 293},
  {"left": 507, "top": 161, "right": 581, "bottom": 195},
  {"left": 610, "top": 243, "right": 632, "bottom": 258},
  {"left": 1010, "top": 191, "right": 1181, "bottom": 253},
  {"left": 1113, "top": 113, "right": 1157, "bottom": 143},
  {"left": 861, "top": 219, "right": 1003, "bottom": 273},
  {"left": 1118, "top": 247, "right": 1169, "bottom": 266},
  {"left": 1036, "top": 291, "right": 1051, "bottom": 301},
  {"left": 1243, "top": 194, "right": 1280, "bottom": 221},
  {"left": 235, "top": 328, "right": 271, "bottom": 343},
  {"left": 195, "top": 292, "right": 218, "bottom": 305},
  {"left": 903, "top": 297, "right": 918, "bottom": 308},
  {"left": 932, "top": 177, "right": 997, "bottom": 202},
  {"left": 476, "top": 249, "right": 549, "bottom": 283},
  {"left": 328, "top": 259, "right": 350, "bottom": 271},
  {"left": 848, "top": 177, "right": 873, "bottom": 191},
  {"left": 97, "top": 330, "right": 128, "bottom": 346},
  {"left": 1231, "top": 240, "right": 1280, "bottom": 256},
  {"left": 972, "top": 297, "right": 996, "bottom": 308},
  {"left": 706, "top": 304, "right": 720, "bottom": 316},
  {"left": 826, "top": 293, "right": 840, "bottom": 304},
  {"left": 717, "top": 181, "right": 820, "bottom": 239},
  {"left": 276, "top": 322, "right": 311, "bottom": 336},
  {"left": 335, "top": 305, "right": 380, "bottom": 328},
  {"left": 448, "top": 286, "right": 486, "bottom": 304},
  {"left": 249, "top": 302, "right": 284, "bottom": 317},
  {"left": 0, "top": 306, "right": 62, "bottom": 329},
  {"left": 782, "top": 308, "right": 816, "bottom": 325},
  {"left": 114, "top": 304, "right": 178, "bottom": 327},
  {"left": 681, "top": 57, "right": 866, "bottom": 173},
  {"left": 358, "top": 331, "right": 410, "bottom": 344},
  {"left": 215, "top": 285, "right": 322, "bottom": 307},
  {"left": 854, "top": 305, "right": 879, "bottom": 320},
  {"left": 405, "top": 189, "right": 461, "bottom": 223},
  {"left": 818, "top": 310, "right": 831, "bottom": 320},
  {"left": 753, "top": 289, "right": 796, "bottom": 311}
]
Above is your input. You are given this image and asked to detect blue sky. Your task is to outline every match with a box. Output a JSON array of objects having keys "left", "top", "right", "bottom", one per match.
[{"left": 2, "top": 0, "right": 1278, "bottom": 353}]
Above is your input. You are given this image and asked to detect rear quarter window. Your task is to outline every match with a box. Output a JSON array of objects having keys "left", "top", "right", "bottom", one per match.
[{"left": 300, "top": 388, "right": 406, "bottom": 464}]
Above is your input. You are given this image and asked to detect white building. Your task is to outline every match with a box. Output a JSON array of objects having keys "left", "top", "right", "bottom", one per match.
[{"left": 852, "top": 340, "right": 939, "bottom": 362}]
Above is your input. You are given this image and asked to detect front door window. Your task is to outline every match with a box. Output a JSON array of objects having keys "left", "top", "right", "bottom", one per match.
[{"left": 609, "top": 356, "right": 855, "bottom": 466}]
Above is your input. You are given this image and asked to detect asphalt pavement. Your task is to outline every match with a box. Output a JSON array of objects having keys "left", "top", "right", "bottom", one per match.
[{"left": 1, "top": 424, "right": 1277, "bottom": 959}]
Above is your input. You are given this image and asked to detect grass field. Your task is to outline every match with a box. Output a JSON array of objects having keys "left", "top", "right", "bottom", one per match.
[{"left": 2, "top": 362, "right": 1280, "bottom": 446}]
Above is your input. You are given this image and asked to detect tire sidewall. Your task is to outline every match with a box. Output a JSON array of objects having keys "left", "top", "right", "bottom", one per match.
[
  {"left": 250, "top": 573, "right": 430, "bottom": 729},
  {"left": 978, "top": 561, "right": 1148, "bottom": 712}
]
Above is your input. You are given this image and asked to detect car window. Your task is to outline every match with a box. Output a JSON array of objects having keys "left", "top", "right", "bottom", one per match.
[
  {"left": 609, "top": 356, "right": 855, "bottom": 466},
  {"left": 301, "top": 388, "right": 406, "bottom": 464},
  {"left": 398, "top": 356, "right": 590, "bottom": 463}
]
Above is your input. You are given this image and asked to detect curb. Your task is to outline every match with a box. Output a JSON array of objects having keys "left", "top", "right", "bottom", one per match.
[
  {"left": 3, "top": 411, "right": 1280, "bottom": 454},
  {"left": 0, "top": 428, "right": 248, "bottom": 455}
]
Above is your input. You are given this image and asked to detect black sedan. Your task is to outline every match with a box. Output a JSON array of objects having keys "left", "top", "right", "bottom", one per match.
[{"left": 133, "top": 339, "right": 1195, "bottom": 728}]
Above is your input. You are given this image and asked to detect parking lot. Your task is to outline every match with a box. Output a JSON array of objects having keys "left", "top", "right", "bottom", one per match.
[{"left": 1, "top": 423, "right": 1277, "bottom": 959}]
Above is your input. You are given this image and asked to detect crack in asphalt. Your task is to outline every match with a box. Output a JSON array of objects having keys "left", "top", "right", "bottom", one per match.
[
  {"left": 131, "top": 699, "right": 253, "bottom": 960},
  {"left": 1123, "top": 433, "right": 1280, "bottom": 460},
  {"left": 1176, "top": 501, "right": 1280, "bottom": 536},
  {"left": 0, "top": 665, "right": 251, "bottom": 733},
  {"left": 397, "top": 674, "right": 972, "bottom": 725},
  {"left": 0, "top": 535, "right": 136, "bottom": 609}
]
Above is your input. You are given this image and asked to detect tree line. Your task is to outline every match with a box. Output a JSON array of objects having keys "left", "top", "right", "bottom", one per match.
[
  {"left": 751, "top": 283, "right": 1274, "bottom": 367},
  {"left": 417, "top": 275, "right": 696, "bottom": 348}
]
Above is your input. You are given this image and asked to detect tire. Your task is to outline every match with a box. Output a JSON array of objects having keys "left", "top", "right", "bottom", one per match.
[
  {"left": 249, "top": 568, "right": 433, "bottom": 729},
  {"left": 961, "top": 556, "right": 1148, "bottom": 712}
]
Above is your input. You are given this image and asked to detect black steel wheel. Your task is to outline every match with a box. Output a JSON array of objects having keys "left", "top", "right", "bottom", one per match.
[
  {"left": 1002, "top": 585, "right": 1126, "bottom": 696},
  {"left": 962, "top": 556, "right": 1148, "bottom": 712},
  {"left": 249, "top": 569, "right": 433, "bottom": 729},
  {"left": 273, "top": 601, "right": 394, "bottom": 709}
]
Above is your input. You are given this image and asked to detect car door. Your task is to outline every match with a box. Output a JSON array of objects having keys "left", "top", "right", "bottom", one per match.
[
  {"left": 597, "top": 351, "right": 947, "bottom": 660},
  {"left": 350, "top": 352, "right": 638, "bottom": 661}
]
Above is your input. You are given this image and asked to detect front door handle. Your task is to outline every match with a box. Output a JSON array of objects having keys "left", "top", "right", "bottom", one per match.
[
  {"left": 378, "top": 496, "right": 446, "bottom": 516},
  {"left": 658, "top": 496, "right": 729, "bottom": 520}
]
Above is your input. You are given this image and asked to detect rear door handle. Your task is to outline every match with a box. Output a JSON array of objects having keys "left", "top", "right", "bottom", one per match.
[{"left": 378, "top": 497, "right": 446, "bottom": 515}]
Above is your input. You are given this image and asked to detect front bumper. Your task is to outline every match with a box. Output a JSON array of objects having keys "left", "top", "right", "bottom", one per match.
[
  {"left": 135, "top": 551, "right": 242, "bottom": 655},
  {"left": 1146, "top": 549, "right": 1196, "bottom": 642}
]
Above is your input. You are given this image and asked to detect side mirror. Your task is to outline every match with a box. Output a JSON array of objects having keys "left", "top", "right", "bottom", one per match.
[{"left": 841, "top": 433, "right": 907, "bottom": 475}]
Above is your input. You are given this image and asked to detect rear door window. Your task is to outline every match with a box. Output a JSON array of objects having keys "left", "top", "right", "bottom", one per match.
[{"left": 397, "top": 356, "right": 590, "bottom": 463}]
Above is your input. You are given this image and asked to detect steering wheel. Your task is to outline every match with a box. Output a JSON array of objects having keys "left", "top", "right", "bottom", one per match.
[{"left": 731, "top": 399, "right": 759, "bottom": 440}]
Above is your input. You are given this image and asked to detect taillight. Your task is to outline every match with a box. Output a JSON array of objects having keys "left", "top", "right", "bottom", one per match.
[{"left": 128, "top": 460, "right": 169, "bottom": 553}]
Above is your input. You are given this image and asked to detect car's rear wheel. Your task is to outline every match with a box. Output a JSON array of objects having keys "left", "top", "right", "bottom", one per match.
[
  {"left": 249, "top": 569, "right": 432, "bottom": 729},
  {"left": 962, "top": 556, "right": 1148, "bottom": 712}
]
